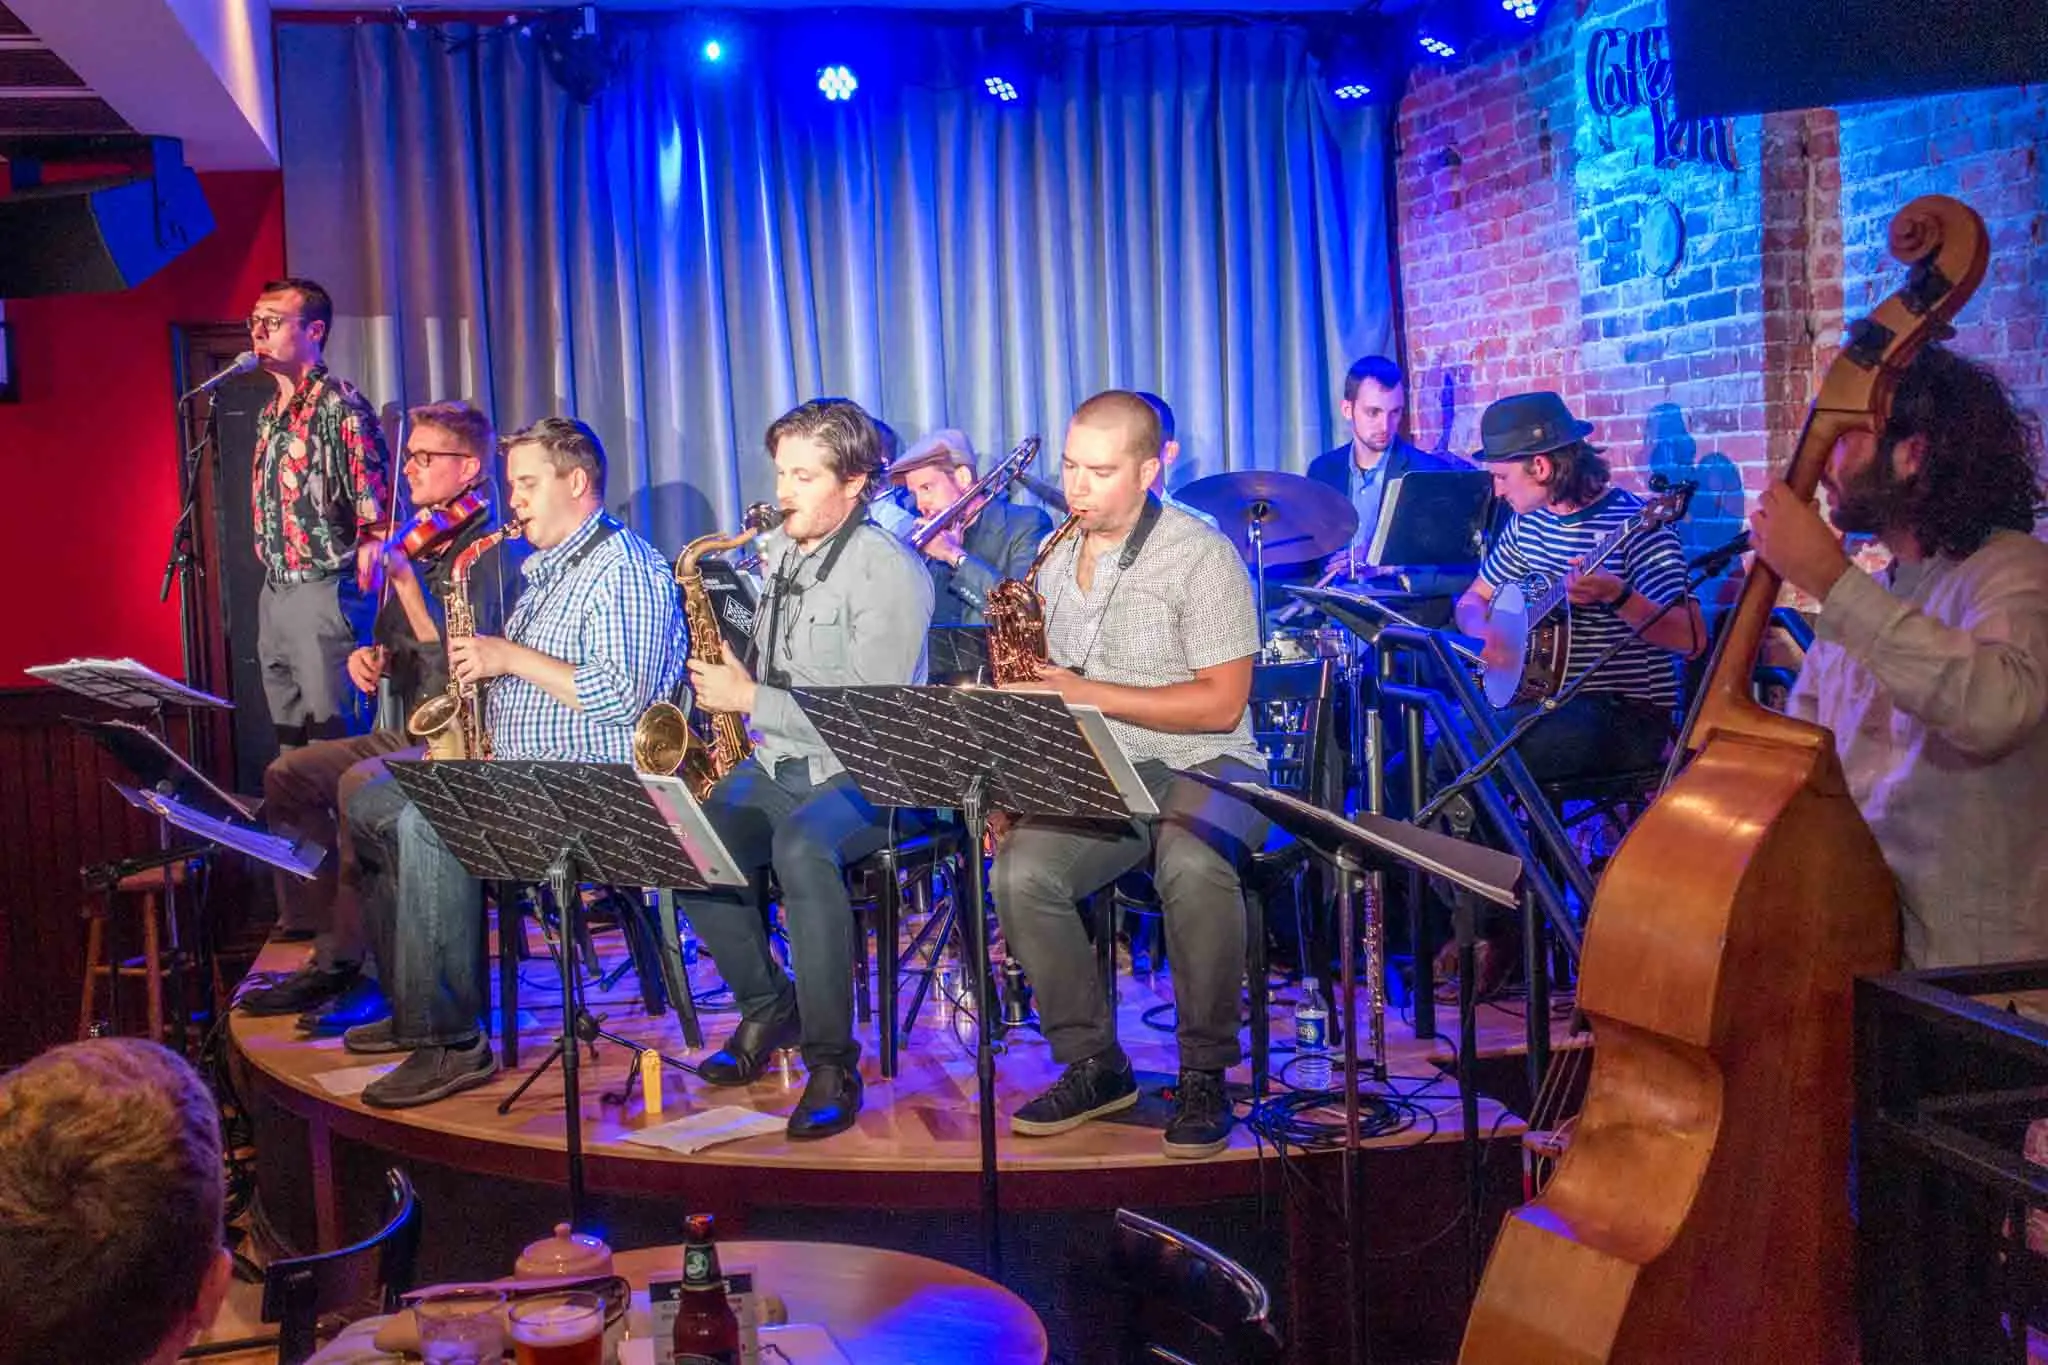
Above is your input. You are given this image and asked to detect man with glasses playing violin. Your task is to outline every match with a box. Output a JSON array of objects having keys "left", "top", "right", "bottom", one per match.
[
  {"left": 247, "top": 277, "right": 392, "bottom": 765},
  {"left": 239, "top": 401, "right": 521, "bottom": 1026},
  {"left": 892, "top": 428, "right": 1053, "bottom": 626}
]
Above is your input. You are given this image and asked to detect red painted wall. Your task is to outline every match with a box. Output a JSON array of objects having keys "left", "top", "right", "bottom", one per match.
[{"left": 0, "top": 170, "right": 285, "bottom": 684}]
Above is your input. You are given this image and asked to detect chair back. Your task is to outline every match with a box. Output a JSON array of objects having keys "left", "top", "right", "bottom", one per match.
[
  {"left": 1249, "top": 659, "right": 1335, "bottom": 806},
  {"left": 261, "top": 1168, "right": 422, "bottom": 1365},
  {"left": 1113, "top": 1207, "right": 1281, "bottom": 1363}
]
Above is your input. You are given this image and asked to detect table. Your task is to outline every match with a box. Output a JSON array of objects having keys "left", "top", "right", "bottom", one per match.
[
  {"left": 615, "top": 1240, "right": 1048, "bottom": 1365},
  {"left": 287, "top": 1239, "right": 1049, "bottom": 1365}
]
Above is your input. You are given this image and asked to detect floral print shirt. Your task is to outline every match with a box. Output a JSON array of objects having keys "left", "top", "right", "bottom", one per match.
[{"left": 251, "top": 365, "right": 391, "bottom": 575}]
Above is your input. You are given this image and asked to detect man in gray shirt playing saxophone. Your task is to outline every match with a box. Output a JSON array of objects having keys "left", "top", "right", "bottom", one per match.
[{"left": 683, "top": 397, "right": 935, "bottom": 1141}]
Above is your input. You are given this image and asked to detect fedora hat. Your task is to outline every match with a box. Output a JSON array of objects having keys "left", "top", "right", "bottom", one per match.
[{"left": 1474, "top": 391, "right": 1596, "bottom": 463}]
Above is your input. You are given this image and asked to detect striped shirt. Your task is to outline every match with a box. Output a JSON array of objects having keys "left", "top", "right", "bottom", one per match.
[
  {"left": 485, "top": 509, "right": 690, "bottom": 762},
  {"left": 1478, "top": 487, "right": 1688, "bottom": 710},
  {"left": 1040, "top": 502, "right": 1265, "bottom": 770}
]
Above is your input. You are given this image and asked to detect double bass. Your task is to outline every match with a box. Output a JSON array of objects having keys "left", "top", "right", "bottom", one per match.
[{"left": 1459, "top": 196, "right": 1989, "bottom": 1364}]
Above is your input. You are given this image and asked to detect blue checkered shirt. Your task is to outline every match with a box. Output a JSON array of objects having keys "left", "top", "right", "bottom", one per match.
[{"left": 485, "top": 510, "right": 688, "bottom": 762}]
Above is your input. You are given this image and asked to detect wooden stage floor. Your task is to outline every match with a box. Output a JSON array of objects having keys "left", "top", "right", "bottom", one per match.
[{"left": 230, "top": 926, "right": 1550, "bottom": 1206}]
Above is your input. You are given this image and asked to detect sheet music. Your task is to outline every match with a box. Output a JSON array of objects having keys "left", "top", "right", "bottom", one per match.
[
  {"left": 77, "top": 716, "right": 256, "bottom": 821},
  {"left": 1066, "top": 705, "right": 1162, "bottom": 817},
  {"left": 27, "top": 657, "right": 231, "bottom": 710},
  {"left": 112, "top": 783, "right": 325, "bottom": 880},
  {"left": 637, "top": 774, "right": 750, "bottom": 888}
]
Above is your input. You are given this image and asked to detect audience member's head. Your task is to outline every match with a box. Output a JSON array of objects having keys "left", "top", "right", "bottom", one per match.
[{"left": 0, "top": 1039, "right": 231, "bottom": 1365}]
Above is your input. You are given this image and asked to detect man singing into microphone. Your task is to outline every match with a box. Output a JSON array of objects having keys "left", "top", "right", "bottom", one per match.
[{"left": 246, "top": 278, "right": 391, "bottom": 769}]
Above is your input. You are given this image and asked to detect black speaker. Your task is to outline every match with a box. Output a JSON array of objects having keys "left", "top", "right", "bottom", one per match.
[
  {"left": 1667, "top": 0, "right": 2048, "bottom": 118},
  {"left": 0, "top": 151, "right": 213, "bottom": 297}
]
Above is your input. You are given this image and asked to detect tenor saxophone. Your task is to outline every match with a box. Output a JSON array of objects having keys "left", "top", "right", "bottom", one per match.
[
  {"left": 634, "top": 503, "right": 784, "bottom": 795},
  {"left": 985, "top": 512, "right": 1082, "bottom": 683},
  {"left": 408, "top": 519, "right": 524, "bottom": 760}
]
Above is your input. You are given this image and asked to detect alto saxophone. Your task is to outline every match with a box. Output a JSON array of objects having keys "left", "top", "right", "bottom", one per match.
[
  {"left": 634, "top": 503, "right": 784, "bottom": 796},
  {"left": 408, "top": 520, "right": 524, "bottom": 760}
]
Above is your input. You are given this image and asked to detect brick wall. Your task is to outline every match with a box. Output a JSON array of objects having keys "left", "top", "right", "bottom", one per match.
[{"left": 1393, "top": 0, "right": 2048, "bottom": 553}]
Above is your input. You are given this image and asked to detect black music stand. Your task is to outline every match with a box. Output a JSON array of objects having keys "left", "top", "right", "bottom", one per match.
[
  {"left": 1186, "top": 772, "right": 1520, "bottom": 1362},
  {"left": 384, "top": 760, "right": 747, "bottom": 1224},
  {"left": 792, "top": 684, "right": 1157, "bottom": 1284}
]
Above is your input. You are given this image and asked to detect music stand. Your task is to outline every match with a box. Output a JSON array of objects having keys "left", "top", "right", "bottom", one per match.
[
  {"left": 1186, "top": 772, "right": 1520, "bottom": 1363},
  {"left": 27, "top": 656, "right": 233, "bottom": 713},
  {"left": 792, "top": 684, "right": 1157, "bottom": 1283},
  {"left": 927, "top": 625, "right": 992, "bottom": 684},
  {"left": 384, "top": 760, "right": 747, "bottom": 1224},
  {"left": 111, "top": 783, "right": 324, "bottom": 881},
  {"left": 1362, "top": 469, "right": 1493, "bottom": 570}
]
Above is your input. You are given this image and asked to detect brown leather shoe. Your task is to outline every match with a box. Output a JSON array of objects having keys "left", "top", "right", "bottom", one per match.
[{"left": 1432, "top": 935, "right": 1516, "bottom": 1004}]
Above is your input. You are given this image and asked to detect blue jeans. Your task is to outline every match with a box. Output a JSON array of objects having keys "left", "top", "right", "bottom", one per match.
[
  {"left": 679, "top": 757, "right": 902, "bottom": 1070},
  {"left": 347, "top": 775, "right": 486, "bottom": 1047}
]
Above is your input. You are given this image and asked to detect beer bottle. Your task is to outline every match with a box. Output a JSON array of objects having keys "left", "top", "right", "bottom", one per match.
[{"left": 671, "top": 1213, "right": 739, "bottom": 1364}]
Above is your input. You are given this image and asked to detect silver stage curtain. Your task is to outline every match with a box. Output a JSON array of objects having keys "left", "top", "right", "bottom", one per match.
[{"left": 279, "top": 16, "right": 1393, "bottom": 552}]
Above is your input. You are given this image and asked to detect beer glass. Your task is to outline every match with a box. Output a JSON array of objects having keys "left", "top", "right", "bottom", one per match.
[
  {"left": 414, "top": 1287, "right": 505, "bottom": 1365},
  {"left": 507, "top": 1291, "right": 605, "bottom": 1365}
]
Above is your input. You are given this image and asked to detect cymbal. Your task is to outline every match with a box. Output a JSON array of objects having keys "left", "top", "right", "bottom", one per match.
[{"left": 1174, "top": 470, "right": 1359, "bottom": 568}]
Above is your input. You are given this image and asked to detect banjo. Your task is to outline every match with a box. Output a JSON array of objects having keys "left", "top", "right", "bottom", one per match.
[{"left": 1482, "top": 482, "right": 1693, "bottom": 707}]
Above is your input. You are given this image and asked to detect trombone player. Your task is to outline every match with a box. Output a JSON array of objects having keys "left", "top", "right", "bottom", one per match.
[
  {"left": 682, "top": 398, "right": 934, "bottom": 1141},
  {"left": 341, "top": 417, "right": 689, "bottom": 1109},
  {"left": 238, "top": 400, "right": 515, "bottom": 1029},
  {"left": 893, "top": 429, "right": 1053, "bottom": 625}
]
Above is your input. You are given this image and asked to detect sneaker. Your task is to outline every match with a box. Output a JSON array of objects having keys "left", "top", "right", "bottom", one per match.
[
  {"left": 1162, "top": 1068, "right": 1233, "bottom": 1160},
  {"left": 1010, "top": 1049, "right": 1139, "bottom": 1137},
  {"left": 361, "top": 1037, "right": 497, "bottom": 1109},
  {"left": 239, "top": 962, "right": 359, "bottom": 1017},
  {"left": 296, "top": 976, "right": 390, "bottom": 1036},
  {"left": 342, "top": 1017, "right": 409, "bottom": 1055}
]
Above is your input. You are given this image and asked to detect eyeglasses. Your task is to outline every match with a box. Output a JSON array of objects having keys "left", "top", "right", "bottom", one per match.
[
  {"left": 245, "top": 313, "right": 304, "bottom": 335},
  {"left": 404, "top": 449, "right": 469, "bottom": 467}
]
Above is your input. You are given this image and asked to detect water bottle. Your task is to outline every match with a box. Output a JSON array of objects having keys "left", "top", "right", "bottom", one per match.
[{"left": 1294, "top": 976, "right": 1330, "bottom": 1055}]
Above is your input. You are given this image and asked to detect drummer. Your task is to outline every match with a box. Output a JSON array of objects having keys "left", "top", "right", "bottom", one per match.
[{"left": 1304, "top": 355, "right": 1474, "bottom": 590}]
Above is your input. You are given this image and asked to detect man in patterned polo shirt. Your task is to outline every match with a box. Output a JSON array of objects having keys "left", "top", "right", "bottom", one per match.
[
  {"left": 991, "top": 389, "right": 1271, "bottom": 1160},
  {"left": 340, "top": 417, "right": 689, "bottom": 1109},
  {"left": 247, "top": 277, "right": 391, "bottom": 755}
]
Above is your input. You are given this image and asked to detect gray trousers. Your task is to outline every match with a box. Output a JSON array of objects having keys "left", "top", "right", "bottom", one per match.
[
  {"left": 258, "top": 576, "right": 374, "bottom": 745},
  {"left": 990, "top": 756, "right": 1270, "bottom": 1073},
  {"left": 262, "top": 729, "right": 420, "bottom": 947}
]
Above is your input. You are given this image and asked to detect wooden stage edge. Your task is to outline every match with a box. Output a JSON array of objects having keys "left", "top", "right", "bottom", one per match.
[{"left": 231, "top": 934, "right": 1551, "bottom": 1228}]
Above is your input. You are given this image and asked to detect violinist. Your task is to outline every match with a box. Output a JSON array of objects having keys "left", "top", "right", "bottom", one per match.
[
  {"left": 239, "top": 400, "right": 524, "bottom": 1026},
  {"left": 892, "top": 429, "right": 1053, "bottom": 625}
]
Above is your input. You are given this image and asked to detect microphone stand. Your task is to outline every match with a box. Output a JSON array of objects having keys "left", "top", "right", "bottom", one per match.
[
  {"left": 161, "top": 393, "right": 217, "bottom": 606},
  {"left": 1415, "top": 536, "right": 1750, "bottom": 828}
]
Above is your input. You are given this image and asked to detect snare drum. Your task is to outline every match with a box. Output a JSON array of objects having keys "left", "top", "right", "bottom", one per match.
[{"left": 1261, "top": 627, "right": 1350, "bottom": 665}]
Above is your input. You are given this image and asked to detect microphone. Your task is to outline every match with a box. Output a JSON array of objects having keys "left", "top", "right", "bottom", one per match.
[
  {"left": 1016, "top": 472, "right": 1068, "bottom": 513},
  {"left": 178, "top": 351, "right": 259, "bottom": 404},
  {"left": 1688, "top": 530, "right": 1751, "bottom": 571}
]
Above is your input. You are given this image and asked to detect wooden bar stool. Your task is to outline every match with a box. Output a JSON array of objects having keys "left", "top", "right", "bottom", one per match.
[{"left": 78, "top": 862, "right": 191, "bottom": 1042}]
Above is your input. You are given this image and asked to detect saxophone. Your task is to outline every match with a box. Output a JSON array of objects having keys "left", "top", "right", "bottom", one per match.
[
  {"left": 985, "top": 513, "right": 1082, "bottom": 682},
  {"left": 634, "top": 502, "right": 784, "bottom": 795},
  {"left": 407, "top": 519, "right": 524, "bottom": 760}
]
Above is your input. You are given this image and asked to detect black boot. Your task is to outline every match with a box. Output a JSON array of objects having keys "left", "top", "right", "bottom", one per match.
[
  {"left": 697, "top": 1005, "right": 801, "bottom": 1087},
  {"left": 787, "top": 1064, "right": 863, "bottom": 1141}
]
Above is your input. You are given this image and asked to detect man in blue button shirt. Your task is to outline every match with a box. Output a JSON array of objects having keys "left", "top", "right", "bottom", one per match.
[{"left": 341, "top": 417, "right": 689, "bottom": 1109}]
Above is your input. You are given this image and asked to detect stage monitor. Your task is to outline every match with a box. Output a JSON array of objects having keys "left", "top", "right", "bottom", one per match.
[{"left": 1667, "top": 0, "right": 2048, "bottom": 118}]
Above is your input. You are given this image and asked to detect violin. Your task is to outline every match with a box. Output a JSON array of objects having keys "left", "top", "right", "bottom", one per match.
[{"left": 390, "top": 489, "right": 489, "bottom": 561}]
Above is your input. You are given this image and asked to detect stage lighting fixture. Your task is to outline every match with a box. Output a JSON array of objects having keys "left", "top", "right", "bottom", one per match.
[
  {"left": 1501, "top": 0, "right": 1541, "bottom": 19},
  {"left": 1418, "top": 34, "right": 1458, "bottom": 58},
  {"left": 1334, "top": 82, "right": 1374, "bottom": 100},
  {"left": 818, "top": 64, "right": 860, "bottom": 100},
  {"left": 702, "top": 39, "right": 725, "bottom": 62},
  {"left": 984, "top": 75, "right": 1019, "bottom": 102}
]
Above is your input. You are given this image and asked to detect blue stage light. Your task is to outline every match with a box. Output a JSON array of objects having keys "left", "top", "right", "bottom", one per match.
[
  {"left": 702, "top": 39, "right": 724, "bottom": 62},
  {"left": 984, "top": 75, "right": 1019, "bottom": 102},
  {"left": 1418, "top": 34, "right": 1458, "bottom": 58},
  {"left": 817, "top": 64, "right": 859, "bottom": 100},
  {"left": 1334, "top": 82, "right": 1373, "bottom": 100}
]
